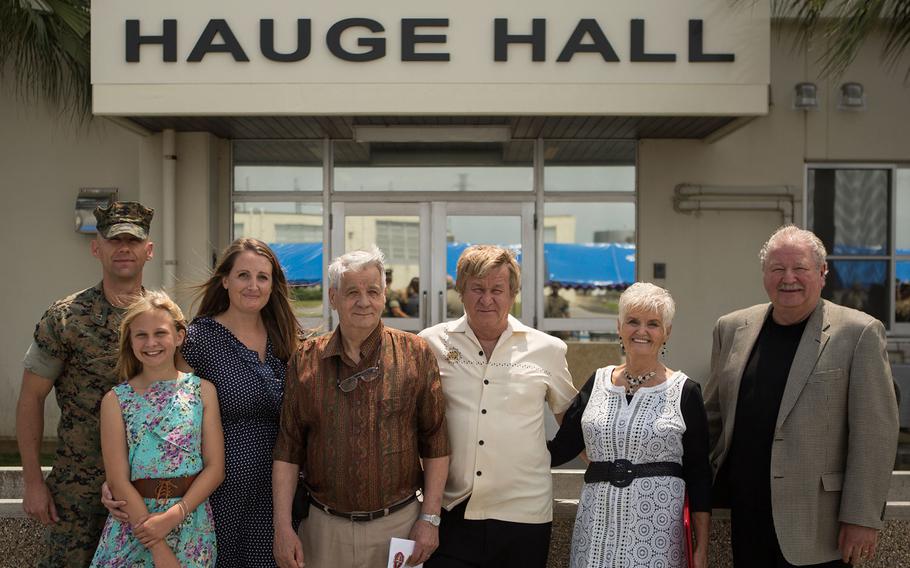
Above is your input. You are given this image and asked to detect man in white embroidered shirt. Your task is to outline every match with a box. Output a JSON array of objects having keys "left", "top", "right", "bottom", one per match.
[{"left": 420, "top": 245, "right": 577, "bottom": 568}]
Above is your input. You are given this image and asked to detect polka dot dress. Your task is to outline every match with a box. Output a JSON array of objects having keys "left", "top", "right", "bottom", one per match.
[{"left": 183, "top": 317, "right": 287, "bottom": 568}]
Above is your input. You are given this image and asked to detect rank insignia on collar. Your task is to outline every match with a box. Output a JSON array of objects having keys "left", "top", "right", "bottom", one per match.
[{"left": 446, "top": 347, "right": 461, "bottom": 363}]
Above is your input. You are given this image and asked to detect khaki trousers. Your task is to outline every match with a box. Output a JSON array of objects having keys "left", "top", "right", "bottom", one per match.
[{"left": 298, "top": 500, "right": 420, "bottom": 568}]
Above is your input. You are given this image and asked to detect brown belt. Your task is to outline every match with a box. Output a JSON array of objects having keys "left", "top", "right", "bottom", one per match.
[
  {"left": 310, "top": 493, "right": 417, "bottom": 522},
  {"left": 133, "top": 475, "right": 197, "bottom": 503}
]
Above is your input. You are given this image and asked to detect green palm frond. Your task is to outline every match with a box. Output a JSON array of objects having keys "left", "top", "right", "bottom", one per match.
[
  {"left": 773, "top": 0, "right": 910, "bottom": 78},
  {"left": 0, "top": 0, "right": 91, "bottom": 120}
]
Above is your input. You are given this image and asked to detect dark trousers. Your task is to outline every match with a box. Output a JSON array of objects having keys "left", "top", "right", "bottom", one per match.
[
  {"left": 731, "top": 506, "right": 851, "bottom": 568},
  {"left": 425, "top": 499, "right": 551, "bottom": 568}
]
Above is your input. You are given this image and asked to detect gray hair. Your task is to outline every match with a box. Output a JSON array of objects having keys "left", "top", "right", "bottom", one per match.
[
  {"left": 618, "top": 282, "right": 676, "bottom": 330},
  {"left": 328, "top": 245, "right": 386, "bottom": 291},
  {"left": 759, "top": 225, "right": 827, "bottom": 269}
]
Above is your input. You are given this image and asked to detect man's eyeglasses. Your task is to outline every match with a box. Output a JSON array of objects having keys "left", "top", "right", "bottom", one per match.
[{"left": 337, "top": 366, "right": 381, "bottom": 392}]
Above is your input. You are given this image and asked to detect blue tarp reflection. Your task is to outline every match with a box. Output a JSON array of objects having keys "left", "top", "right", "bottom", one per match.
[
  {"left": 271, "top": 242, "right": 637, "bottom": 288},
  {"left": 271, "top": 242, "right": 323, "bottom": 286},
  {"left": 444, "top": 242, "right": 635, "bottom": 288},
  {"left": 828, "top": 260, "right": 887, "bottom": 288},
  {"left": 269, "top": 241, "right": 905, "bottom": 288}
]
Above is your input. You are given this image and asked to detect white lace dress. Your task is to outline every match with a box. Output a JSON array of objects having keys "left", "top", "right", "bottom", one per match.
[{"left": 570, "top": 366, "right": 688, "bottom": 568}]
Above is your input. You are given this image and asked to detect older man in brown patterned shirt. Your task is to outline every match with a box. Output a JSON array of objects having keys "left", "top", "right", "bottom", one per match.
[{"left": 273, "top": 246, "right": 450, "bottom": 568}]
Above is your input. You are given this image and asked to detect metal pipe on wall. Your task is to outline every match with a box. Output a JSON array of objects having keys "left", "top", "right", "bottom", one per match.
[
  {"left": 672, "top": 183, "right": 797, "bottom": 224},
  {"left": 162, "top": 129, "right": 177, "bottom": 292}
]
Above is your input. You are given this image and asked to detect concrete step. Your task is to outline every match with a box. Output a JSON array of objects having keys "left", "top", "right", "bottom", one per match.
[
  {"left": 3, "top": 468, "right": 909, "bottom": 520},
  {"left": 554, "top": 469, "right": 910, "bottom": 500},
  {"left": 0, "top": 467, "right": 49, "bottom": 502}
]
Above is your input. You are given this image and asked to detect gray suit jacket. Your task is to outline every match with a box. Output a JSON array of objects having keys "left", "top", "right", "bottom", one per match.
[{"left": 704, "top": 300, "right": 898, "bottom": 565}]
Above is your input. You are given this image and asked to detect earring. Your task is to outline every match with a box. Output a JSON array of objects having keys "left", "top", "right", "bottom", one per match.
[
  {"left": 660, "top": 343, "right": 667, "bottom": 358},
  {"left": 619, "top": 339, "right": 625, "bottom": 355}
]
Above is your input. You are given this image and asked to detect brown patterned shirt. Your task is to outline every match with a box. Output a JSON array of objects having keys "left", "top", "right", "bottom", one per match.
[{"left": 274, "top": 322, "right": 450, "bottom": 512}]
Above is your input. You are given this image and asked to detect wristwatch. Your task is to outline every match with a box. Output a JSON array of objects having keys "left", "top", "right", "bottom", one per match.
[{"left": 419, "top": 513, "right": 442, "bottom": 527}]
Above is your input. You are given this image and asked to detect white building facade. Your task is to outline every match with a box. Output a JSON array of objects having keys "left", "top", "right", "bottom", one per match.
[{"left": 1, "top": 0, "right": 909, "bottom": 444}]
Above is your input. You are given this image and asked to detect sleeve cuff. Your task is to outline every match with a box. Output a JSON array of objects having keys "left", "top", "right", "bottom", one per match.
[{"left": 23, "top": 342, "right": 63, "bottom": 381}]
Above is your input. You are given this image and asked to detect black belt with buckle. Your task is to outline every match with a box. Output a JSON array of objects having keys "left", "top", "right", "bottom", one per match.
[
  {"left": 584, "top": 459, "right": 684, "bottom": 488},
  {"left": 310, "top": 494, "right": 417, "bottom": 522}
]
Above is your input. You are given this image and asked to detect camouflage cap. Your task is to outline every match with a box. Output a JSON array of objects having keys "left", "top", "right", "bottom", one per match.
[{"left": 94, "top": 201, "right": 154, "bottom": 240}]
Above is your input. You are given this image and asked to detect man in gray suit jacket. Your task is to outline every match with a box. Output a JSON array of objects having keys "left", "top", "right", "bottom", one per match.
[{"left": 705, "top": 225, "right": 898, "bottom": 567}]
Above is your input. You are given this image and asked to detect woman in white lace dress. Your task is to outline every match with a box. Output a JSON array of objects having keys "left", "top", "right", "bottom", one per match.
[{"left": 549, "top": 283, "right": 711, "bottom": 568}]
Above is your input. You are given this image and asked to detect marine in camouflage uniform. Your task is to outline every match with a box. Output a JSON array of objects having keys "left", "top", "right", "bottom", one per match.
[
  {"left": 24, "top": 285, "right": 128, "bottom": 566},
  {"left": 17, "top": 202, "right": 154, "bottom": 567}
]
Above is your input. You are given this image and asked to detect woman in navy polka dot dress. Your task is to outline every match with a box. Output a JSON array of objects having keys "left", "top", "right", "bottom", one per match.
[{"left": 181, "top": 238, "right": 302, "bottom": 567}]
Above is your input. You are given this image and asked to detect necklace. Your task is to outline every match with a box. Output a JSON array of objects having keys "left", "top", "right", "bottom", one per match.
[{"left": 622, "top": 368, "right": 658, "bottom": 395}]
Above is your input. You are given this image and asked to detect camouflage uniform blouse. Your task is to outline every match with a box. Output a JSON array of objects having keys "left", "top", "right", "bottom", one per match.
[{"left": 23, "top": 282, "right": 127, "bottom": 567}]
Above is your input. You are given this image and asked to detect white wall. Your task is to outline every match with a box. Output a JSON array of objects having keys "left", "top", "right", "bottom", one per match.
[
  {"left": 2, "top": 23, "right": 908, "bottom": 439},
  {"left": 640, "top": 25, "right": 910, "bottom": 382},
  {"left": 0, "top": 108, "right": 227, "bottom": 439},
  {"left": 0, "top": 93, "right": 149, "bottom": 438}
]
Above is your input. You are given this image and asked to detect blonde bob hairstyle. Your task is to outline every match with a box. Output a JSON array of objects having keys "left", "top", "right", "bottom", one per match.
[
  {"left": 618, "top": 282, "right": 676, "bottom": 332},
  {"left": 454, "top": 245, "right": 521, "bottom": 298},
  {"left": 116, "top": 291, "right": 187, "bottom": 381}
]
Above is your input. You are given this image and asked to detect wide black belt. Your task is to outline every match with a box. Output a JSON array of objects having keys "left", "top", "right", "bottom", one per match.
[
  {"left": 584, "top": 459, "right": 683, "bottom": 488},
  {"left": 310, "top": 493, "right": 417, "bottom": 522}
]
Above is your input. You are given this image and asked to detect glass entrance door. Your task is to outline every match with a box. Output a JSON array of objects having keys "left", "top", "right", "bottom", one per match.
[
  {"left": 331, "top": 202, "right": 430, "bottom": 332},
  {"left": 428, "top": 202, "right": 535, "bottom": 327},
  {"left": 331, "top": 201, "right": 535, "bottom": 332}
]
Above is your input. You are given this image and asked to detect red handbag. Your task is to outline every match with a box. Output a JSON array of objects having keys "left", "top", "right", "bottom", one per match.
[{"left": 683, "top": 492, "right": 694, "bottom": 568}]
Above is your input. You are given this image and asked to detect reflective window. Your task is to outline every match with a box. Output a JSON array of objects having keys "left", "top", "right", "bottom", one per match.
[
  {"left": 233, "top": 141, "right": 322, "bottom": 192},
  {"left": 232, "top": 202, "right": 323, "bottom": 318},
  {"left": 544, "top": 140, "right": 636, "bottom": 192},
  {"left": 897, "top": 169, "right": 910, "bottom": 324},
  {"left": 807, "top": 166, "right": 910, "bottom": 330},
  {"left": 823, "top": 259, "right": 890, "bottom": 324},
  {"left": 898, "top": 169, "right": 910, "bottom": 251},
  {"left": 377, "top": 221, "right": 419, "bottom": 264},
  {"left": 334, "top": 141, "right": 533, "bottom": 192},
  {"left": 897, "top": 261, "right": 910, "bottom": 323},
  {"left": 446, "top": 215, "right": 523, "bottom": 319},
  {"left": 807, "top": 168, "right": 890, "bottom": 256},
  {"left": 344, "top": 214, "right": 421, "bottom": 320},
  {"left": 542, "top": 203, "right": 635, "bottom": 332}
]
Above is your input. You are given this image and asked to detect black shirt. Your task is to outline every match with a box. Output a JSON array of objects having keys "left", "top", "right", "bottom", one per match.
[
  {"left": 728, "top": 310, "right": 809, "bottom": 511},
  {"left": 548, "top": 371, "right": 713, "bottom": 512}
]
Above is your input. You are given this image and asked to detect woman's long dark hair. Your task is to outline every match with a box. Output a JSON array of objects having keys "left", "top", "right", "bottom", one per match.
[{"left": 195, "top": 238, "right": 300, "bottom": 361}]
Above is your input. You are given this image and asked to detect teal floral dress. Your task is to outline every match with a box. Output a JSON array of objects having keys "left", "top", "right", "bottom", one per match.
[{"left": 91, "top": 373, "right": 217, "bottom": 567}]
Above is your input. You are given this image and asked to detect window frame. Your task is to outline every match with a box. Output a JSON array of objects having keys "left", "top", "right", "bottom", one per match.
[
  {"left": 804, "top": 162, "right": 910, "bottom": 336},
  {"left": 231, "top": 138, "right": 639, "bottom": 334}
]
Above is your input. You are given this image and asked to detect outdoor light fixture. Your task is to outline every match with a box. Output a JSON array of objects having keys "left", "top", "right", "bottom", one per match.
[
  {"left": 839, "top": 82, "right": 866, "bottom": 110},
  {"left": 793, "top": 82, "right": 818, "bottom": 110},
  {"left": 75, "top": 188, "right": 118, "bottom": 234}
]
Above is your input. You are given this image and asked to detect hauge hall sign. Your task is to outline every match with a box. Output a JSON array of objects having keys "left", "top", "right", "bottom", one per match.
[
  {"left": 91, "top": 0, "right": 770, "bottom": 116},
  {"left": 123, "top": 18, "right": 735, "bottom": 64}
]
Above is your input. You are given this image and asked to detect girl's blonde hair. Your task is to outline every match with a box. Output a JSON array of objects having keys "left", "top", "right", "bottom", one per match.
[{"left": 116, "top": 291, "right": 187, "bottom": 381}]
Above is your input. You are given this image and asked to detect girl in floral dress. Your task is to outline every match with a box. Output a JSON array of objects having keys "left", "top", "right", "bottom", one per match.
[{"left": 91, "top": 292, "right": 224, "bottom": 567}]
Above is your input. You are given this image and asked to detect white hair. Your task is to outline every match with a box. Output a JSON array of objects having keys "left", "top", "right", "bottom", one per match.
[
  {"left": 759, "top": 225, "right": 827, "bottom": 270},
  {"left": 618, "top": 282, "right": 676, "bottom": 330},
  {"left": 328, "top": 245, "right": 386, "bottom": 291}
]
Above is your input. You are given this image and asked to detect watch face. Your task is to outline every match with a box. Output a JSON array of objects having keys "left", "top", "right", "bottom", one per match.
[{"left": 422, "top": 514, "right": 441, "bottom": 526}]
